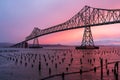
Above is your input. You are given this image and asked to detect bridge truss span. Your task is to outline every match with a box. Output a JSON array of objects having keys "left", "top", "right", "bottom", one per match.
[
  {"left": 11, "top": 6, "right": 120, "bottom": 49},
  {"left": 26, "top": 6, "right": 120, "bottom": 41}
]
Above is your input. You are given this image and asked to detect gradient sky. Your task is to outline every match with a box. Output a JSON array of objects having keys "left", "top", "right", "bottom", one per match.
[{"left": 0, "top": 0, "right": 120, "bottom": 45}]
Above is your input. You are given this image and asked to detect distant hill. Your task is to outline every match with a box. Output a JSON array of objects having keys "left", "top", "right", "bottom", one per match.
[
  {"left": 29, "top": 44, "right": 69, "bottom": 47},
  {"left": 0, "top": 43, "right": 69, "bottom": 48},
  {"left": 1, "top": 40, "right": 120, "bottom": 48},
  {"left": 0, "top": 42, "right": 13, "bottom": 48},
  {"left": 95, "top": 40, "right": 120, "bottom": 46}
]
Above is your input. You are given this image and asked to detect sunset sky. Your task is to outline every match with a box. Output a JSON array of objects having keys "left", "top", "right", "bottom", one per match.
[{"left": 0, "top": 0, "right": 120, "bottom": 45}]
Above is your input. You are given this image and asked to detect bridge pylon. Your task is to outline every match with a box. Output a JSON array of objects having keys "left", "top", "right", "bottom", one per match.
[
  {"left": 32, "top": 37, "right": 41, "bottom": 48},
  {"left": 76, "top": 26, "right": 99, "bottom": 49},
  {"left": 23, "top": 41, "right": 28, "bottom": 48}
]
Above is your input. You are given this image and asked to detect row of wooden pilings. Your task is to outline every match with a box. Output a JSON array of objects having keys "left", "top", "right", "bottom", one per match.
[{"left": 41, "top": 58, "right": 119, "bottom": 80}]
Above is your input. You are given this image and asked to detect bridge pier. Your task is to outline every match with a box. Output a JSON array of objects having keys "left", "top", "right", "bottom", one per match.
[
  {"left": 76, "top": 26, "right": 99, "bottom": 49},
  {"left": 22, "top": 41, "right": 28, "bottom": 48},
  {"left": 17, "top": 43, "right": 21, "bottom": 48},
  {"left": 31, "top": 37, "right": 42, "bottom": 48},
  {"left": 19, "top": 43, "right": 22, "bottom": 48}
]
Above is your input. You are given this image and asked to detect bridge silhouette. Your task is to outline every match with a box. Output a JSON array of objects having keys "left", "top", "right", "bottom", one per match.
[{"left": 11, "top": 5, "right": 120, "bottom": 49}]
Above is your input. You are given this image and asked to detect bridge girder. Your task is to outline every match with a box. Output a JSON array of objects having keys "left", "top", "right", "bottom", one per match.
[
  {"left": 11, "top": 6, "right": 120, "bottom": 48},
  {"left": 26, "top": 6, "right": 120, "bottom": 41}
]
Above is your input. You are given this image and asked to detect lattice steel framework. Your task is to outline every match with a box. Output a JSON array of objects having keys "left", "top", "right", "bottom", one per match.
[
  {"left": 26, "top": 6, "right": 120, "bottom": 41},
  {"left": 31, "top": 27, "right": 40, "bottom": 48},
  {"left": 12, "top": 6, "right": 120, "bottom": 48},
  {"left": 81, "top": 26, "right": 94, "bottom": 47},
  {"left": 33, "top": 38, "right": 39, "bottom": 48}
]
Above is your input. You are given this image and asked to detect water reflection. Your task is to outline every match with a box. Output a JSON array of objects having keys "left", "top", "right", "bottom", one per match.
[{"left": 0, "top": 46, "right": 120, "bottom": 80}]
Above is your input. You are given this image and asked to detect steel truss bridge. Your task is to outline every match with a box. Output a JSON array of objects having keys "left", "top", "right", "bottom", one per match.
[{"left": 11, "top": 5, "right": 120, "bottom": 49}]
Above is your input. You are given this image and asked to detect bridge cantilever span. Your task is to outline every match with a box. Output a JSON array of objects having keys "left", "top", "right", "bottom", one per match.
[
  {"left": 26, "top": 6, "right": 120, "bottom": 41},
  {"left": 11, "top": 5, "right": 120, "bottom": 49}
]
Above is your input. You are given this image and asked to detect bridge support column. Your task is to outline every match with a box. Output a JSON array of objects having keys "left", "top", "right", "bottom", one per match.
[
  {"left": 32, "top": 38, "right": 42, "bottom": 48},
  {"left": 24, "top": 42, "right": 28, "bottom": 48},
  {"left": 76, "top": 26, "right": 99, "bottom": 49},
  {"left": 22, "top": 42, "right": 28, "bottom": 48},
  {"left": 20, "top": 43, "right": 23, "bottom": 48},
  {"left": 21, "top": 43, "right": 23, "bottom": 48},
  {"left": 18, "top": 43, "right": 21, "bottom": 48}
]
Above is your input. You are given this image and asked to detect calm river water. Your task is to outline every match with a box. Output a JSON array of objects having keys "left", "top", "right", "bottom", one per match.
[{"left": 0, "top": 46, "right": 120, "bottom": 80}]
